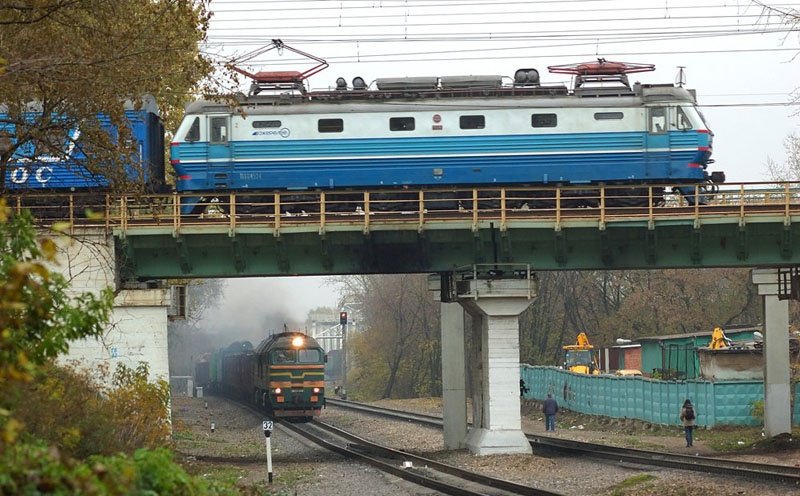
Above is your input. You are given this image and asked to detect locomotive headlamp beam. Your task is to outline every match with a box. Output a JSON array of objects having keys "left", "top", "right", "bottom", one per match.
[{"left": 291, "top": 336, "right": 304, "bottom": 347}]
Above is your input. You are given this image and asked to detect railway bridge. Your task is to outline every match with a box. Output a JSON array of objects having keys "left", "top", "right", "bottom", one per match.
[{"left": 13, "top": 181, "right": 800, "bottom": 455}]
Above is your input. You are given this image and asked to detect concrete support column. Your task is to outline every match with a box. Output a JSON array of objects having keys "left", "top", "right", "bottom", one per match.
[
  {"left": 66, "top": 288, "right": 171, "bottom": 383},
  {"left": 461, "top": 294, "right": 533, "bottom": 455},
  {"left": 50, "top": 229, "right": 172, "bottom": 385},
  {"left": 440, "top": 302, "right": 467, "bottom": 449},
  {"left": 752, "top": 268, "right": 792, "bottom": 437}
]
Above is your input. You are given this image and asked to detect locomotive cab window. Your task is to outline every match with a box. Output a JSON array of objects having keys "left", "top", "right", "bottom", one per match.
[
  {"left": 318, "top": 118, "right": 343, "bottom": 133},
  {"left": 209, "top": 116, "right": 228, "bottom": 143},
  {"left": 531, "top": 113, "right": 557, "bottom": 128},
  {"left": 184, "top": 117, "right": 200, "bottom": 142},
  {"left": 460, "top": 115, "right": 485, "bottom": 129},
  {"left": 299, "top": 349, "right": 322, "bottom": 363},
  {"left": 675, "top": 107, "right": 693, "bottom": 130},
  {"left": 649, "top": 107, "right": 667, "bottom": 133},
  {"left": 274, "top": 349, "right": 296, "bottom": 363},
  {"left": 390, "top": 117, "right": 415, "bottom": 131}
]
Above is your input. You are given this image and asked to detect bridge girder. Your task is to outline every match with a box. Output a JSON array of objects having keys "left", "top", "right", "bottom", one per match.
[{"left": 115, "top": 217, "right": 799, "bottom": 279}]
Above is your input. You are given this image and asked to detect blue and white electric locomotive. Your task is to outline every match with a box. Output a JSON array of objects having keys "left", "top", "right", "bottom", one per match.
[{"left": 170, "top": 56, "right": 723, "bottom": 214}]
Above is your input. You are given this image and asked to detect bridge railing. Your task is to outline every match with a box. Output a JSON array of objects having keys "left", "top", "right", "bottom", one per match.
[{"left": 8, "top": 182, "right": 800, "bottom": 234}]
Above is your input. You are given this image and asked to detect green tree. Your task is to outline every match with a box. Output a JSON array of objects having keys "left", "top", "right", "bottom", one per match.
[
  {"left": 0, "top": 200, "right": 113, "bottom": 442},
  {"left": 0, "top": 0, "right": 214, "bottom": 191}
]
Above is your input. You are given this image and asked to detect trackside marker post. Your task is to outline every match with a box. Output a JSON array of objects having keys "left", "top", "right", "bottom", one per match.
[{"left": 262, "top": 420, "right": 274, "bottom": 483}]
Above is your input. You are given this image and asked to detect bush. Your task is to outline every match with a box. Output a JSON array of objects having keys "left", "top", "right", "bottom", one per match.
[
  {"left": 0, "top": 443, "right": 238, "bottom": 495},
  {"left": 750, "top": 399, "right": 765, "bottom": 423},
  {"left": 3, "top": 362, "right": 171, "bottom": 458}
]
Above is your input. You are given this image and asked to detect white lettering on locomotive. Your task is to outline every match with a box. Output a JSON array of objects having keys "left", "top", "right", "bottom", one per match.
[{"left": 10, "top": 165, "right": 54, "bottom": 184}]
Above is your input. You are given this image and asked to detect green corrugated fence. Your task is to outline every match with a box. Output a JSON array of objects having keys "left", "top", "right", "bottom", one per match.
[{"left": 521, "top": 365, "right": 799, "bottom": 427}]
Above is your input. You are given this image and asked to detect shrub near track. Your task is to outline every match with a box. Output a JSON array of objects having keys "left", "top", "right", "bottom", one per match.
[{"left": 0, "top": 202, "right": 240, "bottom": 494}]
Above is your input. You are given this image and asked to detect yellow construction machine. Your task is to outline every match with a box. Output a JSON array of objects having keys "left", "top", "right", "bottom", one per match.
[
  {"left": 708, "top": 326, "right": 733, "bottom": 349},
  {"left": 563, "top": 332, "right": 600, "bottom": 374}
]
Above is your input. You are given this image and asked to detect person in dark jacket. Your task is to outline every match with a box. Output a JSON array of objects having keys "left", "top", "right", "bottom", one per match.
[
  {"left": 679, "top": 399, "right": 696, "bottom": 447},
  {"left": 542, "top": 393, "right": 559, "bottom": 431},
  {"left": 520, "top": 379, "right": 529, "bottom": 397}
]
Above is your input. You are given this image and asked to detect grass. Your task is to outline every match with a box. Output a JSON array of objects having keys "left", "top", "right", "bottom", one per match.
[
  {"left": 524, "top": 399, "right": 800, "bottom": 454},
  {"left": 700, "top": 425, "right": 800, "bottom": 452},
  {"left": 609, "top": 474, "right": 657, "bottom": 496},
  {"left": 197, "top": 465, "right": 248, "bottom": 486}
]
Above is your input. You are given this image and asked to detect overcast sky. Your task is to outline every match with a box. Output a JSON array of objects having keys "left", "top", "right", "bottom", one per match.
[
  {"left": 198, "top": 0, "right": 800, "bottom": 334},
  {"left": 205, "top": 0, "right": 800, "bottom": 182}
]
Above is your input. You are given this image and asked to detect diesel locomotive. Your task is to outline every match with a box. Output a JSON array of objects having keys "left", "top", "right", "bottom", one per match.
[
  {"left": 170, "top": 56, "right": 724, "bottom": 215},
  {"left": 203, "top": 332, "right": 326, "bottom": 422}
]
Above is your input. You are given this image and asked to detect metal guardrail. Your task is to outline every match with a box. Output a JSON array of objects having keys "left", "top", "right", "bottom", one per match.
[{"left": 7, "top": 182, "right": 800, "bottom": 235}]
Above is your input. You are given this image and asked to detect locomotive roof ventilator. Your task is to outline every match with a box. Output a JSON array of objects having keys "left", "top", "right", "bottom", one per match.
[{"left": 228, "top": 39, "right": 329, "bottom": 96}]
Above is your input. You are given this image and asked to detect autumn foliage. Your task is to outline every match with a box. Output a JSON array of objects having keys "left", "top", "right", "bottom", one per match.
[{"left": 0, "top": 201, "right": 237, "bottom": 494}]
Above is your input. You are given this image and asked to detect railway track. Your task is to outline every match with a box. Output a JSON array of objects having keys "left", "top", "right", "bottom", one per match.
[
  {"left": 325, "top": 398, "right": 800, "bottom": 487},
  {"left": 232, "top": 396, "right": 563, "bottom": 495},
  {"left": 284, "top": 420, "right": 564, "bottom": 496}
]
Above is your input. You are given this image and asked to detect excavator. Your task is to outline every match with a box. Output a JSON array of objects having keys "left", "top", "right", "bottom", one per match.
[
  {"left": 563, "top": 332, "right": 600, "bottom": 374},
  {"left": 708, "top": 327, "right": 733, "bottom": 349}
]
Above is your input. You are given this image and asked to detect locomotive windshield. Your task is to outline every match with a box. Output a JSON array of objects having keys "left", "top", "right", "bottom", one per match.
[
  {"left": 272, "top": 348, "right": 322, "bottom": 363},
  {"left": 299, "top": 349, "right": 322, "bottom": 363},
  {"left": 274, "top": 349, "right": 296, "bottom": 363},
  {"left": 681, "top": 106, "right": 710, "bottom": 130}
]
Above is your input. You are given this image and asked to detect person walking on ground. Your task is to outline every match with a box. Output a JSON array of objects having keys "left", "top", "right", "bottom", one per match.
[
  {"left": 520, "top": 379, "right": 529, "bottom": 397},
  {"left": 543, "top": 393, "right": 559, "bottom": 432},
  {"left": 680, "top": 399, "right": 696, "bottom": 447}
]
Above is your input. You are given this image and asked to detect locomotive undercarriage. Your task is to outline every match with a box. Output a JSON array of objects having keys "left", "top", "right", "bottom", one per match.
[{"left": 206, "top": 184, "right": 679, "bottom": 218}]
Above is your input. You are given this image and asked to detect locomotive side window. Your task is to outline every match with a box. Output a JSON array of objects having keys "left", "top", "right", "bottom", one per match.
[
  {"left": 648, "top": 107, "right": 667, "bottom": 133},
  {"left": 299, "top": 349, "right": 321, "bottom": 363},
  {"left": 318, "top": 118, "right": 343, "bottom": 133},
  {"left": 531, "top": 113, "right": 557, "bottom": 128},
  {"left": 460, "top": 115, "right": 485, "bottom": 129},
  {"left": 184, "top": 117, "right": 200, "bottom": 142},
  {"left": 390, "top": 117, "right": 415, "bottom": 131},
  {"left": 253, "top": 120, "right": 281, "bottom": 128},
  {"left": 209, "top": 116, "right": 228, "bottom": 143},
  {"left": 675, "top": 107, "right": 693, "bottom": 130},
  {"left": 274, "top": 349, "right": 296, "bottom": 363},
  {"left": 594, "top": 112, "right": 624, "bottom": 120}
]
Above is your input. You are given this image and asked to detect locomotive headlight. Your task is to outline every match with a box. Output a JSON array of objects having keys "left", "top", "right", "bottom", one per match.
[
  {"left": 274, "top": 387, "right": 282, "bottom": 394},
  {"left": 292, "top": 336, "right": 304, "bottom": 347},
  {"left": 313, "top": 387, "right": 320, "bottom": 393}
]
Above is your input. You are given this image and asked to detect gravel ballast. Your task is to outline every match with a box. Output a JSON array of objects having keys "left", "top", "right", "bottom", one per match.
[{"left": 172, "top": 394, "right": 798, "bottom": 495}]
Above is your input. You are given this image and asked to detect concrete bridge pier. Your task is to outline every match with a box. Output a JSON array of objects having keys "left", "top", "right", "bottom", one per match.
[
  {"left": 435, "top": 270, "right": 536, "bottom": 455},
  {"left": 440, "top": 301, "right": 467, "bottom": 449},
  {"left": 53, "top": 228, "right": 172, "bottom": 384},
  {"left": 460, "top": 291, "right": 533, "bottom": 455},
  {"left": 751, "top": 268, "right": 792, "bottom": 437}
]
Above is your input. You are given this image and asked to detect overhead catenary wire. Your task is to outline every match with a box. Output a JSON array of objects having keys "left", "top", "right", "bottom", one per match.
[{"left": 209, "top": 3, "right": 795, "bottom": 17}]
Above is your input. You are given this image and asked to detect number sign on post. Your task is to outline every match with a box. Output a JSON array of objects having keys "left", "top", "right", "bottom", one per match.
[{"left": 262, "top": 420, "right": 274, "bottom": 483}]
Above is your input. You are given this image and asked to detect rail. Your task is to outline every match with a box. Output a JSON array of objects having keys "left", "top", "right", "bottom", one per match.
[
  {"left": 7, "top": 182, "right": 800, "bottom": 235},
  {"left": 326, "top": 398, "right": 800, "bottom": 486}
]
